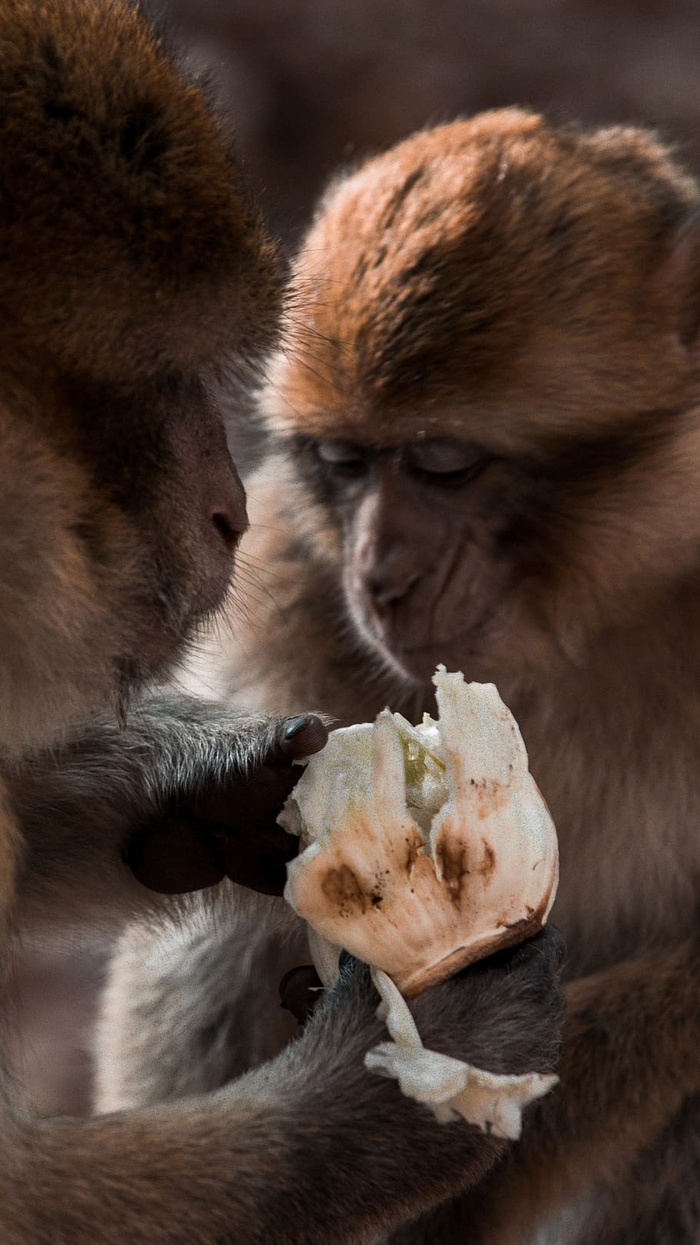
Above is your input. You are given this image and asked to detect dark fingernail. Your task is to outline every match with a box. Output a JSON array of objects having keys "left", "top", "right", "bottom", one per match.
[
  {"left": 279, "top": 965, "right": 324, "bottom": 1024},
  {"left": 284, "top": 716, "right": 311, "bottom": 739}
]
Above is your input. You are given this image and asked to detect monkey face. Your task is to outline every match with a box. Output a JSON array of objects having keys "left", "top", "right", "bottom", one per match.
[
  {"left": 287, "top": 410, "right": 700, "bottom": 690},
  {"left": 0, "top": 0, "right": 283, "bottom": 749},
  {"left": 262, "top": 110, "right": 700, "bottom": 689},
  {"left": 291, "top": 435, "right": 519, "bottom": 683},
  {"left": 0, "top": 365, "right": 254, "bottom": 750},
  {"left": 67, "top": 373, "right": 249, "bottom": 678}
]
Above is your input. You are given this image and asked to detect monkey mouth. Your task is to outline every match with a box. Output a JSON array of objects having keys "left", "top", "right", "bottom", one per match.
[
  {"left": 116, "top": 576, "right": 231, "bottom": 694},
  {"left": 391, "top": 637, "right": 478, "bottom": 682},
  {"left": 385, "top": 607, "right": 499, "bottom": 681},
  {"left": 391, "top": 606, "right": 497, "bottom": 656}
]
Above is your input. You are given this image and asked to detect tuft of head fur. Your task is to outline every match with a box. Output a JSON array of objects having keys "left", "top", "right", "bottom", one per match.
[
  {"left": 265, "top": 109, "right": 700, "bottom": 445},
  {"left": 0, "top": 0, "right": 280, "bottom": 384}
]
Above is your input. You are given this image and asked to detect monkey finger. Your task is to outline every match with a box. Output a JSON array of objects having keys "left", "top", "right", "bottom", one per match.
[
  {"left": 268, "top": 714, "right": 329, "bottom": 765},
  {"left": 213, "top": 823, "right": 299, "bottom": 895},
  {"left": 183, "top": 723, "right": 325, "bottom": 827},
  {"left": 127, "top": 820, "right": 226, "bottom": 894},
  {"left": 279, "top": 964, "right": 324, "bottom": 1023}
]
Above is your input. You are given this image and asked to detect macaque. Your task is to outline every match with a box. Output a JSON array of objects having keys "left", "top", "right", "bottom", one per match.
[
  {"left": 0, "top": 9, "right": 565, "bottom": 1244},
  {"left": 102, "top": 110, "right": 700, "bottom": 1242}
]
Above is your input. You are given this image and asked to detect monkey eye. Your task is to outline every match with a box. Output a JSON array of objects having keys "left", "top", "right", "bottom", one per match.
[
  {"left": 406, "top": 438, "right": 486, "bottom": 482},
  {"left": 313, "top": 439, "right": 370, "bottom": 476}
]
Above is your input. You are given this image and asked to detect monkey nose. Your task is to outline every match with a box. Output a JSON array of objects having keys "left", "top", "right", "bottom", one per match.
[
  {"left": 368, "top": 569, "right": 420, "bottom": 615},
  {"left": 209, "top": 469, "right": 248, "bottom": 551},
  {"left": 211, "top": 508, "right": 243, "bottom": 549}
]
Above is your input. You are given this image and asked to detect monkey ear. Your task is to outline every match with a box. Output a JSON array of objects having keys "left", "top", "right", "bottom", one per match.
[{"left": 658, "top": 213, "right": 700, "bottom": 349}]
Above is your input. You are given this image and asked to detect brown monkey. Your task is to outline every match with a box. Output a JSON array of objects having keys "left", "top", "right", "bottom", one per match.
[
  {"left": 102, "top": 110, "right": 700, "bottom": 1242},
  {"left": 0, "top": 11, "right": 565, "bottom": 1244}
]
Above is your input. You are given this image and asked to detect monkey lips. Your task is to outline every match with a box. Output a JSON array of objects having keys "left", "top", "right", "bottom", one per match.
[{"left": 280, "top": 668, "right": 559, "bottom": 997}]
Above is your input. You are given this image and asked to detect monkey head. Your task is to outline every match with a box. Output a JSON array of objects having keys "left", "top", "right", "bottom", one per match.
[
  {"left": 262, "top": 110, "right": 700, "bottom": 687},
  {"left": 0, "top": 0, "right": 281, "bottom": 749}
]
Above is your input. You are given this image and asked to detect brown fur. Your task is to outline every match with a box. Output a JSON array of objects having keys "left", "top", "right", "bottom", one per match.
[
  {"left": 0, "top": 18, "right": 564, "bottom": 1244},
  {"left": 134, "top": 112, "right": 700, "bottom": 1242},
  {"left": 0, "top": 0, "right": 280, "bottom": 754}
]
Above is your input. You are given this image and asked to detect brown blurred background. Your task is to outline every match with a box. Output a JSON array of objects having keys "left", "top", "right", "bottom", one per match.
[
  {"left": 162, "top": 0, "right": 700, "bottom": 248},
  {"left": 13, "top": 0, "right": 700, "bottom": 1117}
]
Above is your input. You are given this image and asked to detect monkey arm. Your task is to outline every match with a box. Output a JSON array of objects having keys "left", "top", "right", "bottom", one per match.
[
  {"left": 95, "top": 901, "right": 311, "bottom": 1110},
  {"left": 0, "top": 942, "right": 564, "bottom": 1245},
  {"left": 397, "top": 943, "right": 700, "bottom": 1244},
  {"left": 5, "top": 694, "right": 325, "bottom": 932},
  {"left": 2, "top": 690, "right": 566, "bottom": 1244}
]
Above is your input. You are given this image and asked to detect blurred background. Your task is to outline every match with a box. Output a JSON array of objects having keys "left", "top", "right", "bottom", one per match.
[
  {"left": 13, "top": 0, "right": 700, "bottom": 1117},
  {"left": 163, "top": 0, "right": 700, "bottom": 249}
]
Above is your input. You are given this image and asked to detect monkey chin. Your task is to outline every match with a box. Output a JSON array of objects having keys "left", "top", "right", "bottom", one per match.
[
  {"left": 362, "top": 627, "right": 482, "bottom": 689},
  {"left": 363, "top": 613, "right": 500, "bottom": 688},
  {"left": 381, "top": 622, "right": 539, "bottom": 691},
  {"left": 390, "top": 640, "right": 488, "bottom": 688}
]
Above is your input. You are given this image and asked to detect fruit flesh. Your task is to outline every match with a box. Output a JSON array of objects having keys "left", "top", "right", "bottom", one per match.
[
  {"left": 281, "top": 669, "right": 558, "bottom": 996},
  {"left": 280, "top": 669, "right": 561, "bottom": 1139}
]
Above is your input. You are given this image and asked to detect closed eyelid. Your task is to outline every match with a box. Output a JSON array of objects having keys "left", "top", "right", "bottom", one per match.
[
  {"left": 405, "top": 439, "right": 484, "bottom": 474},
  {"left": 314, "top": 439, "right": 373, "bottom": 467}
]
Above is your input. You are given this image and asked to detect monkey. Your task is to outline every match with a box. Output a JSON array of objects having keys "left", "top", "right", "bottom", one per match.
[
  {"left": 0, "top": 8, "right": 566, "bottom": 1242},
  {"left": 99, "top": 108, "right": 700, "bottom": 1243}
]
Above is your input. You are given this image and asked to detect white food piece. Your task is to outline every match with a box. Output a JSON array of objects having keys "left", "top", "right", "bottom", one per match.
[
  {"left": 366, "top": 966, "right": 558, "bottom": 1139},
  {"left": 281, "top": 668, "right": 559, "bottom": 996},
  {"left": 306, "top": 927, "right": 342, "bottom": 987}
]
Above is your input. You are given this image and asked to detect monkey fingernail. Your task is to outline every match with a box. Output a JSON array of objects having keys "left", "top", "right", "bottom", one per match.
[{"left": 281, "top": 715, "right": 328, "bottom": 757}]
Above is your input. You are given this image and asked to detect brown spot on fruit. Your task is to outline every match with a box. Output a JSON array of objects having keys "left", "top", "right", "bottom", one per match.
[
  {"left": 478, "top": 780, "right": 507, "bottom": 819},
  {"left": 478, "top": 839, "right": 496, "bottom": 879},
  {"left": 435, "top": 835, "right": 469, "bottom": 901},
  {"left": 321, "top": 865, "right": 372, "bottom": 916},
  {"left": 404, "top": 830, "right": 423, "bottom": 873}
]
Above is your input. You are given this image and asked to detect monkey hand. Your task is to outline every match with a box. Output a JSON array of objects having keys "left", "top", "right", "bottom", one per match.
[
  {"left": 284, "top": 925, "right": 565, "bottom": 1060},
  {"left": 315, "top": 926, "right": 566, "bottom": 1077},
  {"left": 271, "top": 927, "right": 566, "bottom": 1215},
  {"left": 126, "top": 710, "right": 328, "bottom": 897},
  {"left": 9, "top": 695, "right": 328, "bottom": 919},
  {"left": 286, "top": 926, "right": 565, "bottom": 1080},
  {"left": 404, "top": 926, "right": 567, "bottom": 1079}
]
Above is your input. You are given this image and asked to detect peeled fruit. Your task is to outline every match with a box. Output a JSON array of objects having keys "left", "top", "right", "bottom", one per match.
[
  {"left": 279, "top": 668, "right": 560, "bottom": 1139},
  {"left": 280, "top": 672, "right": 558, "bottom": 1140},
  {"left": 282, "top": 668, "right": 558, "bottom": 997}
]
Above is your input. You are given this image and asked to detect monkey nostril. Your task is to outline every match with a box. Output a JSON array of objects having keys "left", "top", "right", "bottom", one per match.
[
  {"left": 211, "top": 510, "right": 240, "bottom": 550},
  {"left": 369, "top": 572, "right": 420, "bottom": 613},
  {"left": 372, "top": 585, "right": 396, "bottom": 611},
  {"left": 208, "top": 462, "right": 248, "bottom": 551}
]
